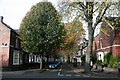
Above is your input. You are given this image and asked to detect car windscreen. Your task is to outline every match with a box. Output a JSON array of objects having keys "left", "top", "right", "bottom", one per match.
[{"left": 47, "top": 62, "right": 58, "bottom": 64}]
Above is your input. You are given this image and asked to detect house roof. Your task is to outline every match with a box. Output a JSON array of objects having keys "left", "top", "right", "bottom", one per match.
[
  {"left": 0, "top": 16, "right": 18, "bottom": 35},
  {"left": 94, "top": 17, "right": 120, "bottom": 38},
  {"left": 14, "top": 29, "right": 19, "bottom": 33}
]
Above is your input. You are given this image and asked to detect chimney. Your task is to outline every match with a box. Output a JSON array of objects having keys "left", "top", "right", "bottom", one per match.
[{"left": 0, "top": 16, "right": 3, "bottom": 22}]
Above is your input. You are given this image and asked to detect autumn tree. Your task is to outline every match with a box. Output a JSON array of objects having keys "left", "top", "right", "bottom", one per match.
[
  {"left": 19, "top": 2, "right": 65, "bottom": 69},
  {"left": 58, "top": 0, "right": 119, "bottom": 72},
  {"left": 62, "top": 20, "right": 84, "bottom": 58}
]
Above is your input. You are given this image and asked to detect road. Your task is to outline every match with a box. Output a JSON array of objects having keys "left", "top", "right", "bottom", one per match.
[
  {"left": 2, "top": 63, "right": 120, "bottom": 80},
  {"left": 2, "top": 63, "right": 83, "bottom": 78}
]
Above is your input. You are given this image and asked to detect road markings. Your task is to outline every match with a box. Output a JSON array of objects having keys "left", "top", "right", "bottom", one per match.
[
  {"left": 66, "top": 74, "right": 71, "bottom": 76},
  {"left": 74, "top": 74, "right": 81, "bottom": 77},
  {"left": 82, "top": 75, "right": 90, "bottom": 77},
  {"left": 58, "top": 73, "right": 81, "bottom": 77},
  {"left": 52, "top": 69, "right": 59, "bottom": 72},
  {"left": 58, "top": 73, "right": 64, "bottom": 76},
  {"left": 59, "top": 74, "right": 64, "bottom": 76},
  {"left": 58, "top": 72, "right": 64, "bottom": 76},
  {"left": 58, "top": 72, "right": 60, "bottom": 75}
]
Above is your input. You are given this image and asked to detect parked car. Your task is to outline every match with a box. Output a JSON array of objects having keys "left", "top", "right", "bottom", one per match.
[
  {"left": 47, "top": 61, "right": 61, "bottom": 69},
  {"left": 118, "top": 62, "right": 120, "bottom": 72}
]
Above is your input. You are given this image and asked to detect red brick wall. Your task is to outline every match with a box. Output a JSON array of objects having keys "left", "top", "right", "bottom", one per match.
[
  {"left": 0, "top": 21, "right": 10, "bottom": 67},
  {"left": 112, "top": 29, "right": 120, "bottom": 57},
  {"left": 112, "top": 46, "right": 120, "bottom": 57},
  {"left": 93, "top": 23, "right": 120, "bottom": 58}
]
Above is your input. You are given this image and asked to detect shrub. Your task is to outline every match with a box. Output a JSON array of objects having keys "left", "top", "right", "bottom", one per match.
[
  {"left": 103, "top": 52, "right": 112, "bottom": 66},
  {"left": 102, "top": 52, "right": 120, "bottom": 68},
  {"left": 108, "top": 55, "right": 120, "bottom": 68},
  {"left": 96, "top": 60, "right": 102, "bottom": 66},
  {"left": 109, "top": 57, "right": 118, "bottom": 68}
]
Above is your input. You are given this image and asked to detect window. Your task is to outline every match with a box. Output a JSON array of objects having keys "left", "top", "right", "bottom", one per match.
[
  {"left": 36, "top": 55, "right": 40, "bottom": 63},
  {"left": 34, "top": 55, "right": 37, "bottom": 63},
  {"left": 13, "top": 50, "right": 19, "bottom": 65},
  {"left": 19, "top": 52, "right": 23, "bottom": 64},
  {"left": 36, "top": 55, "right": 39, "bottom": 63},
  {"left": 29, "top": 55, "right": 32, "bottom": 63},
  {"left": 29, "top": 54, "right": 34, "bottom": 63},
  {"left": 15, "top": 38, "right": 19, "bottom": 48},
  {"left": 35, "top": 55, "right": 40, "bottom": 63},
  {"left": 25, "top": 54, "right": 28, "bottom": 63}
]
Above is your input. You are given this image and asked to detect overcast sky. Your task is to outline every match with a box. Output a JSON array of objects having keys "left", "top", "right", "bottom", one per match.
[{"left": 0, "top": 0, "right": 59, "bottom": 29}]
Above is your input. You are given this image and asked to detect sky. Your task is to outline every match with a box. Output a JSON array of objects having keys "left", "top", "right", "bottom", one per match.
[
  {"left": 1, "top": 0, "right": 117, "bottom": 39},
  {"left": 0, "top": 0, "right": 59, "bottom": 29}
]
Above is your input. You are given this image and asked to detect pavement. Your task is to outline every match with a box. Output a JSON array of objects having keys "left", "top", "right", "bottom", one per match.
[
  {"left": 1, "top": 68, "right": 45, "bottom": 75},
  {"left": 67, "top": 63, "right": 120, "bottom": 78},
  {"left": 1, "top": 63, "right": 120, "bottom": 78}
]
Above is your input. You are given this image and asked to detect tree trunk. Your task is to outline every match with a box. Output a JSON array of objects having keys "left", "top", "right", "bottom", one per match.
[
  {"left": 84, "top": 2, "right": 94, "bottom": 73},
  {"left": 40, "top": 55, "right": 42, "bottom": 70},
  {"left": 85, "top": 23, "right": 94, "bottom": 73}
]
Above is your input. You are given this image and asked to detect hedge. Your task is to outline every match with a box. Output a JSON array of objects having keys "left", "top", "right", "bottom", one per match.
[{"left": 103, "top": 52, "right": 120, "bottom": 68}]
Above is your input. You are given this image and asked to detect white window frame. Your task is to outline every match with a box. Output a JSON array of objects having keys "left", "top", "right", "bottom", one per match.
[
  {"left": 19, "top": 52, "right": 23, "bottom": 64},
  {"left": 36, "top": 55, "right": 40, "bottom": 63},
  {"left": 13, "top": 50, "right": 20, "bottom": 65},
  {"left": 29, "top": 54, "right": 34, "bottom": 63},
  {"left": 38, "top": 55, "right": 40, "bottom": 63},
  {"left": 29, "top": 55, "right": 32, "bottom": 63},
  {"left": 32, "top": 55, "right": 34, "bottom": 62}
]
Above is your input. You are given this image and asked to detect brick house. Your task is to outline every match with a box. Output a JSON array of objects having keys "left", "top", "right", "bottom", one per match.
[
  {"left": 93, "top": 17, "right": 120, "bottom": 62},
  {"left": 0, "top": 16, "right": 29, "bottom": 70}
]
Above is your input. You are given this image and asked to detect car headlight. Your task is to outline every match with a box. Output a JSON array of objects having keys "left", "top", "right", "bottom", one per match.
[
  {"left": 55, "top": 65, "right": 57, "bottom": 67},
  {"left": 49, "top": 65, "right": 52, "bottom": 68}
]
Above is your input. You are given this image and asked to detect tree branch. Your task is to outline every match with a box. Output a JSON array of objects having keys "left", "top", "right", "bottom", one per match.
[
  {"left": 93, "top": 7, "right": 99, "bottom": 13},
  {"left": 99, "top": 3, "right": 111, "bottom": 21},
  {"left": 74, "top": 13, "right": 88, "bottom": 22},
  {"left": 78, "top": 2, "right": 86, "bottom": 10},
  {"left": 93, "top": 2, "right": 105, "bottom": 13},
  {"left": 94, "top": 3, "right": 111, "bottom": 29}
]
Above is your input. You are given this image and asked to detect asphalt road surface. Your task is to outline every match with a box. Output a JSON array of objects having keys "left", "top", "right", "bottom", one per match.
[{"left": 2, "top": 63, "right": 120, "bottom": 80}]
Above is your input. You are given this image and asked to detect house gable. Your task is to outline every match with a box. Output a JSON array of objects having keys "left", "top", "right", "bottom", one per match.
[{"left": 93, "top": 17, "right": 120, "bottom": 58}]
